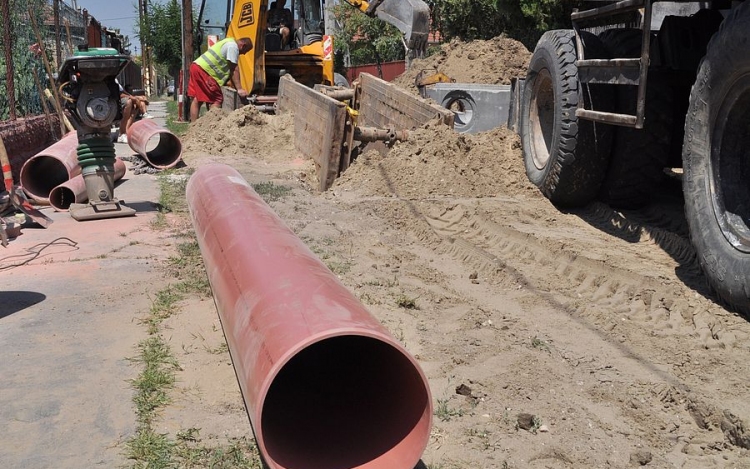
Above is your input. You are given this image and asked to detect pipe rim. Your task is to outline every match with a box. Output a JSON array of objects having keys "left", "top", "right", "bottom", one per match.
[{"left": 256, "top": 329, "right": 433, "bottom": 469}]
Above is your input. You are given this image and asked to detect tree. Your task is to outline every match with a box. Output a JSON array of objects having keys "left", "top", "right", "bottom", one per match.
[
  {"left": 426, "top": 0, "right": 584, "bottom": 49},
  {"left": 138, "top": 0, "right": 184, "bottom": 82},
  {"left": 331, "top": 3, "right": 405, "bottom": 73}
]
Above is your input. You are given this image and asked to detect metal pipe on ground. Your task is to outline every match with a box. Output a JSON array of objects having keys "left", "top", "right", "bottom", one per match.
[
  {"left": 186, "top": 164, "right": 432, "bottom": 469},
  {"left": 126, "top": 119, "right": 182, "bottom": 170},
  {"left": 20, "top": 132, "right": 79, "bottom": 204},
  {"left": 48, "top": 157, "right": 126, "bottom": 211}
]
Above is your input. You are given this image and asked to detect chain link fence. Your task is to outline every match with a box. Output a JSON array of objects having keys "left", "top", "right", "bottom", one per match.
[{"left": 0, "top": 0, "right": 63, "bottom": 121}]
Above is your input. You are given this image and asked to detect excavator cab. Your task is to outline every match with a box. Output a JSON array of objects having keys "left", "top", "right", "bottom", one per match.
[{"left": 196, "top": 0, "right": 429, "bottom": 97}]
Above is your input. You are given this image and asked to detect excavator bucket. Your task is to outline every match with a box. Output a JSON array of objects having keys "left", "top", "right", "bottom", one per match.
[{"left": 373, "top": 0, "right": 430, "bottom": 55}]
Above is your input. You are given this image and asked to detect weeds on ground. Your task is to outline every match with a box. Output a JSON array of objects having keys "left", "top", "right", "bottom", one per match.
[
  {"left": 531, "top": 336, "right": 550, "bottom": 353},
  {"left": 165, "top": 100, "right": 190, "bottom": 136},
  {"left": 126, "top": 146, "right": 261, "bottom": 467},
  {"left": 151, "top": 169, "right": 193, "bottom": 230},
  {"left": 252, "top": 181, "right": 291, "bottom": 202},
  {"left": 395, "top": 293, "right": 419, "bottom": 309},
  {"left": 127, "top": 280, "right": 260, "bottom": 467},
  {"left": 141, "top": 286, "right": 184, "bottom": 334},
  {"left": 434, "top": 398, "right": 464, "bottom": 422},
  {"left": 129, "top": 336, "right": 179, "bottom": 424}
]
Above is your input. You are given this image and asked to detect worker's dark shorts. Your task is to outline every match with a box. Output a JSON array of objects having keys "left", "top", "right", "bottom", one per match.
[{"left": 187, "top": 62, "right": 223, "bottom": 105}]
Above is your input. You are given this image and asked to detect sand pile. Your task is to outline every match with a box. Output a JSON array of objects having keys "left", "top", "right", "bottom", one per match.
[
  {"left": 333, "top": 122, "right": 536, "bottom": 199},
  {"left": 394, "top": 36, "right": 532, "bottom": 95},
  {"left": 181, "top": 106, "right": 296, "bottom": 164}
]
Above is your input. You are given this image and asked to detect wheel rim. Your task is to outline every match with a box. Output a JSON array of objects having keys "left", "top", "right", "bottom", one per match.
[
  {"left": 710, "top": 73, "right": 750, "bottom": 253},
  {"left": 529, "top": 68, "right": 555, "bottom": 170}
]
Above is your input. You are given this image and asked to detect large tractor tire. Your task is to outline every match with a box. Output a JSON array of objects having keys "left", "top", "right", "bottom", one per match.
[
  {"left": 683, "top": 1, "right": 750, "bottom": 314},
  {"left": 597, "top": 29, "right": 674, "bottom": 209},
  {"left": 521, "top": 30, "right": 614, "bottom": 208}
]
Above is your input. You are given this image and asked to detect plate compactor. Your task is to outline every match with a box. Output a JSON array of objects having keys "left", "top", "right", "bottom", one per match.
[{"left": 57, "top": 47, "right": 135, "bottom": 221}]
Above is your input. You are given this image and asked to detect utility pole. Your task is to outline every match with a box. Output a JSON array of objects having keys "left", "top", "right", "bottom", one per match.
[
  {"left": 181, "top": 0, "right": 193, "bottom": 121},
  {"left": 142, "top": 0, "right": 152, "bottom": 95},
  {"left": 138, "top": 0, "right": 150, "bottom": 94}
]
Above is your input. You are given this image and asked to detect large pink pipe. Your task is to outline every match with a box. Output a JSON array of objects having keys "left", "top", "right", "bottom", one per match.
[
  {"left": 126, "top": 119, "right": 182, "bottom": 169},
  {"left": 48, "top": 157, "right": 127, "bottom": 211},
  {"left": 186, "top": 163, "right": 432, "bottom": 469},
  {"left": 20, "top": 132, "right": 79, "bottom": 203}
]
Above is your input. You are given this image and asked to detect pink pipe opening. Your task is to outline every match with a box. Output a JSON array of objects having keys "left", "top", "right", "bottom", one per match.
[
  {"left": 126, "top": 119, "right": 182, "bottom": 169},
  {"left": 48, "top": 157, "right": 126, "bottom": 211},
  {"left": 19, "top": 132, "right": 79, "bottom": 203},
  {"left": 186, "top": 163, "right": 432, "bottom": 469}
]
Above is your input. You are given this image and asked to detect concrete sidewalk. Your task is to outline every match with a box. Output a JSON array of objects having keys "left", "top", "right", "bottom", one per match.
[{"left": 0, "top": 101, "right": 179, "bottom": 468}]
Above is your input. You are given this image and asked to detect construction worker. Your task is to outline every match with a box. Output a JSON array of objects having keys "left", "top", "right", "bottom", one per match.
[
  {"left": 117, "top": 80, "right": 152, "bottom": 144},
  {"left": 268, "top": 0, "right": 294, "bottom": 49},
  {"left": 188, "top": 37, "right": 254, "bottom": 122}
]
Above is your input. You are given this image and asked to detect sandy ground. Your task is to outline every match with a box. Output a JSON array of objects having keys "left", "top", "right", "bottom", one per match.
[
  {"left": 180, "top": 109, "right": 750, "bottom": 467},
  {"left": 4, "top": 36, "right": 750, "bottom": 468},
  {"left": 177, "top": 36, "right": 750, "bottom": 466}
]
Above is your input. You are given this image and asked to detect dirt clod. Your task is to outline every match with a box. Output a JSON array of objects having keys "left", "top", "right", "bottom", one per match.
[
  {"left": 517, "top": 413, "right": 537, "bottom": 431},
  {"left": 630, "top": 450, "right": 653, "bottom": 466}
]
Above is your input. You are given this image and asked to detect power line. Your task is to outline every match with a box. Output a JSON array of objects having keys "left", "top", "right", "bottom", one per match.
[{"left": 98, "top": 15, "right": 140, "bottom": 21}]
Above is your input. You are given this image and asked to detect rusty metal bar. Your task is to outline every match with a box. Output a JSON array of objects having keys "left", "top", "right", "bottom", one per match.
[
  {"left": 254, "top": 95, "right": 278, "bottom": 105},
  {"left": 576, "top": 108, "right": 638, "bottom": 127},
  {"left": 571, "top": 0, "right": 645, "bottom": 22},
  {"left": 354, "top": 126, "right": 408, "bottom": 144},
  {"left": 319, "top": 88, "right": 356, "bottom": 101},
  {"left": 29, "top": 7, "right": 67, "bottom": 136},
  {"left": 186, "top": 164, "right": 432, "bottom": 469},
  {"left": 126, "top": 119, "right": 183, "bottom": 170},
  {"left": 32, "top": 69, "right": 57, "bottom": 138}
]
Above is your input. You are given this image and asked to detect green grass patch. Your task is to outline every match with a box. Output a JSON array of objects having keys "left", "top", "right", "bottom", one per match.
[
  {"left": 166, "top": 100, "right": 190, "bottom": 136},
  {"left": 127, "top": 283, "right": 261, "bottom": 468},
  {"left": 252, "top": 181, "right": 291, "bottom": 203},
  {"left": 126, "top": 152, "right": 264, "bottom": 468},
  {"left": 140, "top": 286, "right": 184, "bottom": 334},
  {"left": 158, "top": 171, "right": 192, "bottom": 215},
  {"left": 130, "top": 336, "right": 178, "bottom": 424}
]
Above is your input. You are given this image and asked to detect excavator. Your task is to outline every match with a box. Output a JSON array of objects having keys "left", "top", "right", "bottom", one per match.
[{"left": 195, "top": 0, "right": 430, "bottom": 98}]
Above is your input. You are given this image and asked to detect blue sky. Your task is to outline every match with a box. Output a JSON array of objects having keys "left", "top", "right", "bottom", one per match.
[{"left": 74, "top": 0, "right": 142, "bottom": 53}]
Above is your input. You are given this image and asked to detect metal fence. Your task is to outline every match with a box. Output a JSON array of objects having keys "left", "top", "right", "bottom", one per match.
[
  {"left": 0, "top": 0, "right": 50, "bottom": 121},
  {"left": 0, "top": 0, "right": 135, "bottom": 122}
]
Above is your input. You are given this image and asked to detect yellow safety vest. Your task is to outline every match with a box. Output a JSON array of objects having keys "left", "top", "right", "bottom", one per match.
[{"left": 194, "top": 38, "right": 235, "bottom": 85}]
